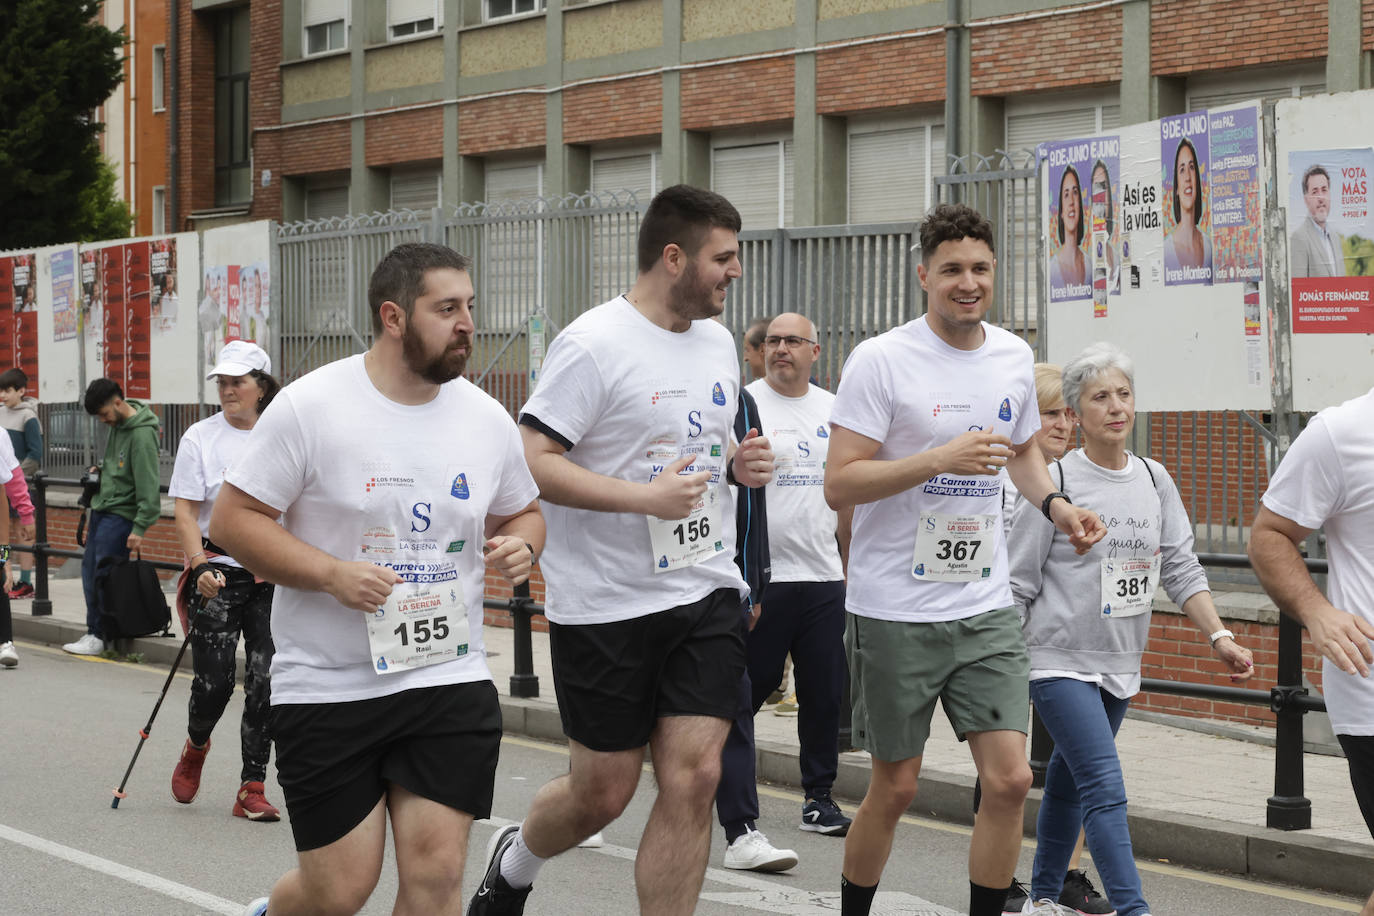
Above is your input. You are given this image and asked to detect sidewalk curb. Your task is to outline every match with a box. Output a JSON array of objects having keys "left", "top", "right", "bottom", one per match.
[{"left": 19, "top": 614, "right": 1372, "bottom": 901}]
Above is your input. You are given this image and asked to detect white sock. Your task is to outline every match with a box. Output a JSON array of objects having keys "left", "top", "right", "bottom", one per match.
[{"left": 498, "top": 828, "right": 548, "bottom": 890}]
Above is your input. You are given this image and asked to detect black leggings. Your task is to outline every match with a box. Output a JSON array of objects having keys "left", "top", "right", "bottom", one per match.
[
  {"left": 1338, "top": 734, "right": 1374, "bottom": 840},
  {"left": 0, "top": 589, "right": 10, "bottom": 643},
  {"left": 187, "top": 573, "right": 275, "bottom": 782}
]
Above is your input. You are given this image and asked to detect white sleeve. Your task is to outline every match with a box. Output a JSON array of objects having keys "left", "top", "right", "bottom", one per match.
[
  {"left": 829, "top": 341, "right": 893, "bottom": 443},
  {"left": 167, "top": 426, "right": 206, "bottom": 501},
  {"left": 518, "top": 332, "right": 605, "bottom": 449},
  {"left": 489, "top": 411, "right": 541, "bottom": 518},
  {"left": 1261, "top": 416, "right": 1342, "bottom": 531},
  {"left": 223, "top": 394, "right": 310, "bottom": 513},
  {"left": 1008, "top": 488, "right": 1055, "bottom": 615}
]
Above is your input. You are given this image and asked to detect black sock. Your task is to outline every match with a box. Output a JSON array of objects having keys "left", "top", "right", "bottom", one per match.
[
  {"left": 724, "top": 821, "right": 752, "bottom": 844},
  {"left": 970, "top": 880, "right": 1009, "bottom": 916},
  {"left": 840, "top": 875, "right": 878, "bottom": 915}
]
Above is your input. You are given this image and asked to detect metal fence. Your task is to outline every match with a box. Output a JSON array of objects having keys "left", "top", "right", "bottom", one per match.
[{"left": 11, "top": 179, "right": 1252, "bottom": 556}]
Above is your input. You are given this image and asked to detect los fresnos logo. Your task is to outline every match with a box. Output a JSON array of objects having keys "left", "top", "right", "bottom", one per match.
[
  {"left": 451, "top": 473, "right": 470, "bottom": 499},
  {"left": 711, "top": 382, "right": 726, "bottom": 406}
]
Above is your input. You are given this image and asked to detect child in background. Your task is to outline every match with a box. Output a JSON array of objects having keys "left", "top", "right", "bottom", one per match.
[{"left": 0, "top": 369, "right": 43, "bottom": 599}]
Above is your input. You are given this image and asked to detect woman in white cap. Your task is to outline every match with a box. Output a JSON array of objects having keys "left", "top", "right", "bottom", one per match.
[{"left": 167, "top": 340, "right": 283, "bottom": 821}]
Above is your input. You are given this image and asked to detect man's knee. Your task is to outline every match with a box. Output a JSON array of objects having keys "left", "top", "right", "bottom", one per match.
[
  {"left": 570, "top": 758, "right": 643, "bottom": 826},
  {"left": 866, "top": 765, "right": 920, "bottom": 817},
  {"left": 979, "top": 758, "right": 1032, "bottom": 809},
  {"left": 298, "top": 860, "right": 382, "bottom": 915}
]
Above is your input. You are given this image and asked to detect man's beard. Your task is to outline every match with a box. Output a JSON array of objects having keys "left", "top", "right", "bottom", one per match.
[
  {"left": 402, "top": 322, "right": 469, "bottom": 384},
  {"left": 666, "top": 259, "right": 721, "bottom": 322}
]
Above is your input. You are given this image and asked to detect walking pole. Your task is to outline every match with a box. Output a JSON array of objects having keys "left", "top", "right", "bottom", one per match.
[{"left": 111, "top": 593, "right": 202, "bottom": 809}]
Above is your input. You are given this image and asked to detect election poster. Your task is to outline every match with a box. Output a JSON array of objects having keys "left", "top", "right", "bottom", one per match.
[
  {"left": 51, "top": 248, "right": 78, "bottom": 342},
  {"left": 1160, "top": 112, "right": 1213, "bottom": 286},
  {"left": 1208, "top": 106, "right": 1263, "bottom": 283},
  {"left": 1287, "top": 148, "right": 1374, "bottom": 334},
  {"left": 1045, "top": 139, "right": 1094, "bottom": 303}
]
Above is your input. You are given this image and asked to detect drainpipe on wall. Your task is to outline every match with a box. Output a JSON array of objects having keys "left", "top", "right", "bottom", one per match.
[
  {"left": 168, "top": 0, "right": 180, "bottom": 231},
  {"left": 944, "top": 0, "right": 965, "bottom": 164}
]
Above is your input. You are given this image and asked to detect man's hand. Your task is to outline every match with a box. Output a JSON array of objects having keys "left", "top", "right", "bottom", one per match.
[
  {"left": 325, "top": 559, "right": 404, "bottom": 613},
  {"left": 1213, "top": 636, "right": 1256, "bottom": 681},
  {"left": 1049, "top": 499, "right": 1106, "bottom": 554},
  {"left": 747, "top": 603, "right": 762, "bottom": 632},
  {"left": 1305, "top": 603, "right": 1374, "bottom": 678},
  {"left": 733, "top": 429, "right": 774, "bottom": 487},
  {"left": 2, "top": 561, "right": 12, "bottom": 593},
  {"left": 646, "top": 454, "right": 711, "bottom": 520},
  {"left": 195, "top": 568, "right": 226, "bottom": 600},
  {"left": 937, "top": 428, "right": 1014, "bottom": 476},
  {"left": 484, "top": 535, "right": 534, "bottom": 586}
]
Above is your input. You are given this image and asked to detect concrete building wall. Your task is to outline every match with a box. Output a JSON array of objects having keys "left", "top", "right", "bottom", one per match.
[{"left": 168, "top": 0, "right": 1374, "bottom": 231}]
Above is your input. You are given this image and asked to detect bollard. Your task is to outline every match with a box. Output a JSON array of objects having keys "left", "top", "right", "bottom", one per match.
[
  {"left": 508, "top": 580, "right": 540, "bottom": 699},
  {"left": 1267, "top": 613, "right": 1312, "bottom": 829},
  {"left": 31, "top": 470, "right": 51, "bottom": 617}
]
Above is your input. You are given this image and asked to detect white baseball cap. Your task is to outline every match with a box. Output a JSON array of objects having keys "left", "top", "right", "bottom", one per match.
[{"left": 207, "top": 339, "right": 271, "bottom": 379}]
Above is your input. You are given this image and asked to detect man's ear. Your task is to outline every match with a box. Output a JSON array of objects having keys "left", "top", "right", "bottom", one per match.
[
  {"left": 378, "top": 300, "right": 406, "bottom": 336},
  {"left": 661, "top": 243, "right": 686, "bottom": 278}
]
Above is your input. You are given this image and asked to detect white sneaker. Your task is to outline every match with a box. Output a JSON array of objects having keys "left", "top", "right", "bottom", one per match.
[
  {"left": 62, "top": 633, "right": 106, "bottom": 656},
  {"left": 577, "top": 831, "right": 604, "bottom": 848},
  {"left": 0, "top": 642, "right": 16, "bottom": 667},
  {"left": 1022, "top": 899, "right": 1067, "bottom": 915},
  {"left": 723, "top": 829, "right": 799, "bottom": 872}
]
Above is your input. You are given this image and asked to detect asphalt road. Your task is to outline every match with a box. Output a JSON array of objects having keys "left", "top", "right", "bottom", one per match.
[{"left": 0, "top": 641, "right": 1364, "bottom": 914}]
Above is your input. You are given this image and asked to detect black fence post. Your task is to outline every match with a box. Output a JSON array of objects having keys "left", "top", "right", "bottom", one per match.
[
  {"left": 30, "top": 471, "right": 51, "bottom": 617},
  {"left": 508, "top": 580, "right": 539, "bottom": 699},
  {"left": 1267, "top": 613, "right": 1312, "bottom": 829}
]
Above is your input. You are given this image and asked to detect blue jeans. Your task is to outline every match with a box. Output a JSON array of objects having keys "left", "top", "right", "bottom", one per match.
[
  {"left": 1029, "top": 677, "right": 1149, "bottom": 916},
  {"left": 81, "top": 510, "right": 133, "bottom": 638}
]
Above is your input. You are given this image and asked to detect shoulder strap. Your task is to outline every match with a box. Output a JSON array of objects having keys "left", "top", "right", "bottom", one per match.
[
  {"left": 1136, "top": 454, "right": 1157, "bottom": 486},
  {"left": 1055, "top": 458, "right": 1065, "bottom": 494}
]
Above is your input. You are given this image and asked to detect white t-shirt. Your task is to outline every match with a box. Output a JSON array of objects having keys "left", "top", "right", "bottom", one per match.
[
  {"left": 746, "top": 379, "right": 843, "bottom": 582},
  {"left": 519, "top": 296, "right": 747, "bottom": 624},
  {"left": 226, "top": 355, "right": 539, "bottom": 705},
  {"left": 829, "top": 316, "right": 1040, "bottom": 623},
  {"left": 168, "top": 412, "right": 252, "bottom": 569},
  {"left": 1260, "top": 388, "right": 1374, "bottom": 735}
]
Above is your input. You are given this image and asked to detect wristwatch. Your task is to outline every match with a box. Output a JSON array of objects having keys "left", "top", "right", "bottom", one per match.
[
  {"left": 1208, "top": 628, "right": 1235, "bottom": 647},
  {"left": 1041, "top": 491, "right": 1072, "bottom": 521}
]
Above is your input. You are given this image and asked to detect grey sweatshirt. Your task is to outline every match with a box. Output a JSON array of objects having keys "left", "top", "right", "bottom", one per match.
[{"left": 1009, "top": 449, "right": 1210, "bottom": 677}]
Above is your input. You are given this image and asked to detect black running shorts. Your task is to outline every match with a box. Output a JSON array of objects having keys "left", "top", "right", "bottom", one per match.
[
  {"left": 271, "top": 680, "right": 501, "bottom": 851},
  {"left": 549, "top": 587, "right": 746, "bottom": 752}
]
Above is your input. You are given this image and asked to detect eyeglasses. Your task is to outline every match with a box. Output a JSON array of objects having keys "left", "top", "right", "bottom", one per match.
[{"left": 763, "top": 335, "right": 816, "bottom": 349}]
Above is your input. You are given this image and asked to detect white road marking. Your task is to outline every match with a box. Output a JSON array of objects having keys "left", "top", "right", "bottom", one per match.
[
  {"left": 474, "top": 819, "right": 964, "bottom": 914},
  {"left": 0, "top": 824, "right": 243, "bottom": 915}
]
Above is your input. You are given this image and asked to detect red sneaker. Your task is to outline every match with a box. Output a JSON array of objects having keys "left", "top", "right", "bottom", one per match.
[
  {"left": 7, "top": 581, "right": 34, "bottom": 599},
  {"left": 171, "top": 738, "right": 210, "bottom": 804},
  {"left": 233, "top": 781, "right": 281, "bottom": 822}
]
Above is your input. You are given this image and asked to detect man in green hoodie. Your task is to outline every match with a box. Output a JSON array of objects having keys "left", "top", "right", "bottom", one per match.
[{"left": 63, "top": 378, "right": 162, "bottom": 656}]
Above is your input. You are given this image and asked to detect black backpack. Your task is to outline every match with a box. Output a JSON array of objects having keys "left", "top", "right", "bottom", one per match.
[{"left": 97, "top": 553, "right": 173, "bottom": 639}]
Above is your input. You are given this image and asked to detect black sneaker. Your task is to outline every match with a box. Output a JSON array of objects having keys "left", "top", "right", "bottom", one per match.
[
  {"left": 1002, "top": 877, "right": 1030, "bottom": 915},
  {"left": 800, "top": 792, "right": 852, "bottom": 836},
  {"left": 466, "top": 824, "right": 533, "bottom": 916},
  {"left": 1060, "top": 868, "right": 1116, "bottom": 915}
]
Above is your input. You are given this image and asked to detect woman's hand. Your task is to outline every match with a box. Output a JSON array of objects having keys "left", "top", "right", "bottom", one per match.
[{"left": 1214, "top": 636, "right": 1255, "bottom": 682}]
